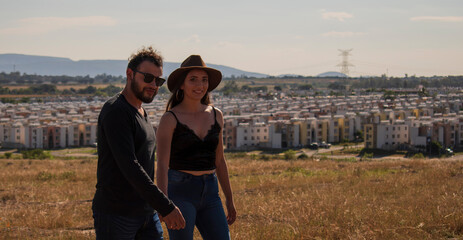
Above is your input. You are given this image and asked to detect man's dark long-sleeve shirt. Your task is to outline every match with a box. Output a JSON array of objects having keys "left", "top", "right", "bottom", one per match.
[{"left": 92, "top": 93, "right": 174, "bottom": 217}]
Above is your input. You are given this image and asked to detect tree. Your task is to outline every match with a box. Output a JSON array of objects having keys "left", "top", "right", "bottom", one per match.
[
  {"left": 298, "top": 84, "right": 313, "bottom": 91},
  {"left": 220, "top": 81, "right": 239, "bottom": 96},
  {"left": 418, "top": 87, "right": 430, "bottom": 97},
  {"left": 383, "top": 90, "right": 396, "bottom": 101},
  {"left": 354, "top": 130, "right": 364, "bottom": 141},
  {"left": 0, "top": 87, "right": 10, "bottom": 94},
  {"left": 328, "top": 82, "right": 346, "bottom": 90},
  {"left": 31, "top": 84, "right": 58, "bottom": 94},
  {"left": 241, "top": 85, "right": 251, "bottom": 92},
  {"left": 430, "top": 141, "right": 442, "bottom": 155},
  {"left": 78, "top": 86, "right": 97, "bottom": 94}
]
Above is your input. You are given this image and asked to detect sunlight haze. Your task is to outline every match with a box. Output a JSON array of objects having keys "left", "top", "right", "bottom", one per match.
[{"left": 1, "top": 0, "right": 462, "bottom": 77}]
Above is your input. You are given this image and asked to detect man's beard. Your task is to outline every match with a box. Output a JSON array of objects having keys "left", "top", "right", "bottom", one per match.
[{"left": 131, "top": 79, "right": 157, "bottom": 103}]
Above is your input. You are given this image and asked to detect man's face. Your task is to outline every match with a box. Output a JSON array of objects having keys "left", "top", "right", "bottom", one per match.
[{"left": 130, "top": 61, "right": 162, "bottom": 103}]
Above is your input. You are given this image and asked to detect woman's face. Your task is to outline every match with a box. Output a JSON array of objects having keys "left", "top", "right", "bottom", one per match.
[{"left": 181, "top": 69, "right": 209, "bottom": 100}]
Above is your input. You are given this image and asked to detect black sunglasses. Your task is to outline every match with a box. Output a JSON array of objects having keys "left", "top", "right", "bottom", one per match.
[{"left": 132, "top": 69, "right": 166, "bottom": 87}]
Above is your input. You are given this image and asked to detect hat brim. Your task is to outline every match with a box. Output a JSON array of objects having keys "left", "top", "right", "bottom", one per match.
[{"left": 167, "top": 66, "right": 222, "bottom": 92}]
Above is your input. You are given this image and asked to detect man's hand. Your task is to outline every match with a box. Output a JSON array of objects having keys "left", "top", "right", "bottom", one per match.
[{"left": 161, "top": 206, "right": 185, "bottom": 230}]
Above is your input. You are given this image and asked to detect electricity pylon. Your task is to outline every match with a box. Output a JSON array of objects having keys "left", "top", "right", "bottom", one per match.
[{"left": 337, "top": 49, "right": 354, "bottom": 76}]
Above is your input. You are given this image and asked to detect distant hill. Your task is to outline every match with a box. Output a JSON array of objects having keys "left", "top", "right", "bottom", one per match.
[
  {"left": 317, "top": 71, "right": 348, "bottom": 78},
  {"left": 276, "top": 74, "right": 305, "bottom": 78},
  {"left": 0, "top": 54, "right": 268, "bottom": 78}
]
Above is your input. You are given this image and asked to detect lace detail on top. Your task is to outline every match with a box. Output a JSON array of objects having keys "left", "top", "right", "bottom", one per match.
[{"left": 168, "top": 107, "right": 221, "bottom": 171}]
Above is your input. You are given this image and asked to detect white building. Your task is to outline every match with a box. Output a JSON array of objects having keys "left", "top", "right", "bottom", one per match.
[
  {"left": 376, "top": 120, "right": 409, "bottom": 150},
  {"left": 407, "top": 118, "right": 430, "bottom": 148},
  {"left": 25, "top": 123, "right": 44, "bottom": 149},
  {"left": 236, "top": 122, "right": 269, "bottom": 149}
]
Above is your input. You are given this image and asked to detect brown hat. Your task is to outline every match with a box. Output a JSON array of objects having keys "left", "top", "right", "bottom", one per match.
[{"left": 167, "top": 55, "right": 222, "bottom": 92}]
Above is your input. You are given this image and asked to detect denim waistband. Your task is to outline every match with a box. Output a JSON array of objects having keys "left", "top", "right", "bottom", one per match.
[{"left": 168, "top": 169, "right": 216, "bottom": 180}]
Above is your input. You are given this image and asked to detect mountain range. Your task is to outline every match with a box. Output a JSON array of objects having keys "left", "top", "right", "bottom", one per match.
[
  {"left": 0, "top": 53, "right": 346, "bottom": 78},
  {"left": 0, "top": 54, "right": 268, "bottom": 78}
]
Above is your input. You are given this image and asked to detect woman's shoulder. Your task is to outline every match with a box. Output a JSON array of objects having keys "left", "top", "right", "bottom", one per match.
[
  {"left": 209, "top": 105, "right": 222, "bottom": 114},
  {"left": 159, "top": 110, "right": 178, "bottom": 127},
  {"left": 209, "top": 105, "right": 223, "bottom": 124}
]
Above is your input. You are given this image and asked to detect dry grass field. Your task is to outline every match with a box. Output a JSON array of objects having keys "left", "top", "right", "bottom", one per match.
[{"left": 1, "top": 154, "right": 462, "bottom": 239}]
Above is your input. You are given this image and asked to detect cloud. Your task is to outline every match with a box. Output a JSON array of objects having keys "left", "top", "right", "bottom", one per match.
[
  {"left": 410, "top": 16, "right": 463, "bottom": 22},
  {"left": 321, "top": 31, "right": 365, "bottom": 38},
  {"left": 183, "top": 34, "right": 201, "bottom": 43},
  {"left": 320, "top": 10, "right": 353, "bottom": 22},
  {"left": 0, "top": 16, "right": 117, "bottom": 35},
  {"left": 216, "top": 41, "right": 242, "bottom": 48}
]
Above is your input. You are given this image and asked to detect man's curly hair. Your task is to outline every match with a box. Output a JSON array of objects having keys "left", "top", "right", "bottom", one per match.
[{"left": 127, "top": 46, "right": 163, "bottom": 70}]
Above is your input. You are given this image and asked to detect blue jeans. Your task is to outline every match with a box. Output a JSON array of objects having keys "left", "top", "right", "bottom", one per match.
[
  {"left": 93, "top": 210, "right": 163, "bottom": 240},
  {"left": 167, "top": 169, "right": 230, "bottom": 240}
]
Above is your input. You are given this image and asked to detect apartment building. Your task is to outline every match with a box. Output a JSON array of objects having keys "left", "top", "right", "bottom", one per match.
[
  {"left": 292, "top": 118, "right": 317, "bottom": 146},
  {"left": 236, "top": 122, "right": 269, "bottom": 149},
  {"left": 376, "top": 120, "right": 409, "bottom": 150},
  {"left": 329, "top": 115, "right": 343, "bottom": 143},
  {"left": 364, "top": 124, "right": 376, "bottom": 149},
  {"left": 431, "top": 118, "right": 458, "bottom": 149},
  {"left": 342, "top": 112, "right": 357, "bottom": 141},
  {"left": 25, "top": 123, "right": 44, "bottom": 149},
  {"left": 459, "top": 117, "right": 463, "bottom": 147},
  {"left": 316, "top": 116, "right": 330, "bottom": 144},
  {"left": 1, "top": 91, "right": 463, "bottom": 151},
  {"left": 408, "top": 117, "right": 431, "bottom": 149},
  {"left": 9, "top": 122, "right": 26, "bottom": 148},
  {"left": 223, "top": 118, "right": 237, "bottom": 149},
  {"left": 268, "top": 120, "right": 299, "bottom": 148}
]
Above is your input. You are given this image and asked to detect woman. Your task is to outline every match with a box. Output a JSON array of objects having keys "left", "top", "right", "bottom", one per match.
[{"left": 156, "top": 55, "right": 236, "bottom": 239}]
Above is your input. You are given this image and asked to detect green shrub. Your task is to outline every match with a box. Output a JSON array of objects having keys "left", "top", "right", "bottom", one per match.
[
  {"left": 363, "top": 152, "right": 374, "bottom": 158},
  {"left": 21, "top": 149, "right": 52, "bottom": 160},
  {"left": 336, "top": 157, "right": 358, "bottom": 162},
  {"left": 36, "top": 171, "right": 55, "bottom": 181},
  {"left": 411, "top": 153, "right": 425, "bottom": 159},
  {"left": 225, "top": 152, "right": 247, "bottom": 159},
  {"left": 361, "top": 152, "right": 374, "bottom": 161},
  {"left": 249, "top": 154, "right": 258, "bottom": 160},
  {"left": 283, "top": 150, "right": 297, "bottom": 160},
  {"left": 297, "top": 153, "right": 309, "bottom": 160},
  {"left": 4, "top": 152, "right": 12, "bottom": 159},
  {"left": 60, "top": 171, "right": 76, "bottom": 180}
]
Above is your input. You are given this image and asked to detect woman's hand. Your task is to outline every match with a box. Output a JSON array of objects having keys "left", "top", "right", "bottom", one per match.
[{"left": 226, "top": 199, "right": 237, "bottom": 225}]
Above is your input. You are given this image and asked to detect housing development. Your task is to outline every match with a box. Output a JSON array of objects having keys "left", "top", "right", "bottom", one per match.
[{"left": 1, "top": 91, "right": 463, "bottom": 152}]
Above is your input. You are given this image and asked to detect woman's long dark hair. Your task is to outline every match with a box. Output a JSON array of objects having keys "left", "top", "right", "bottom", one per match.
[{"left": 165, "top": 70, "right": 211, "bottom": 111}]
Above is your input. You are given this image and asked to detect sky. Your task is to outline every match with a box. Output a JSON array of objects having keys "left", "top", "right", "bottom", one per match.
[{"left": 1, "top": 0, "right": 462, "bottom": 77}]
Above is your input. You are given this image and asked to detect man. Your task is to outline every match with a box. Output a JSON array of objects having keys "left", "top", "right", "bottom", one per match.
[{"left": 92, "top": 46, "right": 185, "bottom": 239}]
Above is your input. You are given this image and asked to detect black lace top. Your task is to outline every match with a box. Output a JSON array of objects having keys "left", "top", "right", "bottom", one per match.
[{"left": 168, "top": 107, "right": 221, "bottom": 171}]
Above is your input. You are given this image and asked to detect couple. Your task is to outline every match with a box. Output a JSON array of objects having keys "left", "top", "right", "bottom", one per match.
[{"left": 92, "top": 46, "right": 236, "bottom": 239}]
